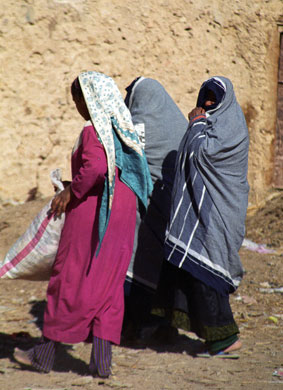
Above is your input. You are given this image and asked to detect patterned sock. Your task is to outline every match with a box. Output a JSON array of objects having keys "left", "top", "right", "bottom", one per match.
[
  {"left": 89, "top": 343, "right": 97, "bottom": 375},
  {"left": 27, "top": 336, "right": 57, "bottom": 373},
  {"left": 91, "top": 336, "right": 112, "bottom": 378}
]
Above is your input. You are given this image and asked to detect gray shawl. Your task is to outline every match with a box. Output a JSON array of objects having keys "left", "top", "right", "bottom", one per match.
[
  {"left": 125, "top": 77, "right": 188, "bottom": 292},
  {"left": 165, "top": 76, "right": 249, "bottom": 295}
]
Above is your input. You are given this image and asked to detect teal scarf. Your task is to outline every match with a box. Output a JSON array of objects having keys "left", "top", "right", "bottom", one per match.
[{"left": 78, "top": 71, "right": 153, "bottom": 253}]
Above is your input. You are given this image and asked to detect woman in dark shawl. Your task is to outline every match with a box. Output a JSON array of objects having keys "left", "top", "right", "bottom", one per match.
[
  {"left": 123, "top": 77, "right": 188, "bottom": 337},
  {"left": 165, "top": 76, "right": 249, "bottom": 356}
]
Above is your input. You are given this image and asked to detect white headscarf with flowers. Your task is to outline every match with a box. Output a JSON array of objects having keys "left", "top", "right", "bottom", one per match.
[
  {"left": 79, "top": 71, "right": 145, "bottom": 203},
  {"left": 78, "top": 71, "right": 153, "bottom": 251}
]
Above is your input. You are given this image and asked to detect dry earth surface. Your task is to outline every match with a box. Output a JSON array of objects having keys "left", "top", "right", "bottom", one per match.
[{"left": 0, "top": 194, "right": 282, "bottom": 390}]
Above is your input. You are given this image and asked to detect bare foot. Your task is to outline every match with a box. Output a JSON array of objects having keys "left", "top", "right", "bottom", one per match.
[
  {"left": 223, "top": 339, "right": 242, "bottom": 353},
  {"left": 13, "top": 348, "right": 32, "bottom": 367}
]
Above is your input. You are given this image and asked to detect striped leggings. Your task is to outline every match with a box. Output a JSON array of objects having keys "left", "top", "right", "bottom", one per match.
[{"left": 26, "top": 336, "right": 112, "bottom": 377}]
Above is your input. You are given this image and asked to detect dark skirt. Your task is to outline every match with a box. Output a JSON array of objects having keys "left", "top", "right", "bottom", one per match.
[{"left": 153, "top": 261, "right": 239, "bottom": 342}]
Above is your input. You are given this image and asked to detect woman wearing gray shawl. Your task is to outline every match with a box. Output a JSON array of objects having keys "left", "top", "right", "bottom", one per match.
[
  {"left": 123, "top": 77, "right": 188, "bottom": 336},
  {"left": 165, "top": 77, "right": 249, "bottom": 356}
]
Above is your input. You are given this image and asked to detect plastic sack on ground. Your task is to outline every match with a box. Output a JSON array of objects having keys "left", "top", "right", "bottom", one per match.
[{"left": 0, "top": 169, "right": 65, "bottom": 281}]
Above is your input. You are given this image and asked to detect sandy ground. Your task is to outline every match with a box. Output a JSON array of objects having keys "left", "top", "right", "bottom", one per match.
[{"left": 0, "top": 194, "right": 282, "bottom": 390}]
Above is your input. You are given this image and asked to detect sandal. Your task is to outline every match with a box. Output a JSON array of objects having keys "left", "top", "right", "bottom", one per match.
[{"left": 196, "top": 350, "right": 239, "bottom": 359}]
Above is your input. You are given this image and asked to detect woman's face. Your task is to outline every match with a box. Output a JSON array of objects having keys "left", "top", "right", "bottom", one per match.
[
  {"left": 73, "top": 94, "right": 91, "bottom": 120},
  {"left": 204, "top": 90, "right": 216, "bottom": 107}
]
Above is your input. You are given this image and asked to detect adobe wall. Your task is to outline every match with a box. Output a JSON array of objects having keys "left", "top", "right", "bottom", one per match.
[{"left": 0, "top": 0, "right": 282, "bottom": 206}]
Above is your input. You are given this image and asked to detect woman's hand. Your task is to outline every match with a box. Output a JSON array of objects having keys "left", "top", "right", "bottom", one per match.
[
  {"left": 51, "top": 185, "right": 72, "bottom": 217},
  {"left": 188, "top": 107, "right": 205, "bottom": 120}
]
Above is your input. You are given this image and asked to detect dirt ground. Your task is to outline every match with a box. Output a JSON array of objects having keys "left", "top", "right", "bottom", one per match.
[{"left": 0, "top": 193, "right": 282, "bottom": 390}]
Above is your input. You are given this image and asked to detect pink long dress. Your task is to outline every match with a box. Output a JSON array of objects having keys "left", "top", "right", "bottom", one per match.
[{"left": 43, "top": 123, "right": 136, "bottom": 345}]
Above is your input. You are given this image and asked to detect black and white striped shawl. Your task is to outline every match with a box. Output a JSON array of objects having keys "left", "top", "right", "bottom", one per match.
[{"left": 165, "top": 77, "right": 249, "bottom": 295}]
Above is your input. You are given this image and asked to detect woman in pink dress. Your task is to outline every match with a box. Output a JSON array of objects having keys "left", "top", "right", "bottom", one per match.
[{"left": 14, "top": 71, "right": 152, "bottom": 378}]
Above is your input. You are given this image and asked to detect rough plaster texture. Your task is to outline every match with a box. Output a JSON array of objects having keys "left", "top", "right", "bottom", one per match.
[{"left": 0, "top": 0, "right": 282, "bottom": 206}]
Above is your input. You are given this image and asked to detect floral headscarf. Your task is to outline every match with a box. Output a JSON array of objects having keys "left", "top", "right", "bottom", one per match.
[{"left": 78, "top": 71, "right": 153, "bottom": 251}]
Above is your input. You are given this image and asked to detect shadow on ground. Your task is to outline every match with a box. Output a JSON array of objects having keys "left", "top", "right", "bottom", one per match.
[
  {"left": 1, "top": 299, "right": 203, "bottom": 377},
  {"left": 0, "top": 299, "right": 90, "bottom": 375},
  {"left": 121, "top": 318, "right": 203, "bottom": 356}
]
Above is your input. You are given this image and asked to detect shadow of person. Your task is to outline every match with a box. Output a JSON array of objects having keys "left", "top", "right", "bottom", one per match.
[
  {"left": 149, "top": 330, "right": 204, "bottom": 356},
  {"left": 121, "top": 325, "right": 204, "bottom": 357},
  {"left": 0, "top": 331, "right": 38, "bottom": 360},
  {"left": 53, "top": 343, "right": 90, "bottom": 375},
  {"left": 3, "top": 300, "right": 90, "bottom": 375}
]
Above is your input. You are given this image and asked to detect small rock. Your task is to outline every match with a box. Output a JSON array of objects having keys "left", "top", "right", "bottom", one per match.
[
  {"left": 108, "top": 380, "right": 132, "bottom": 388},
  {"left": 70, "top": 375, "right": 93, "bottom": 385},
  {"left": 242, "top": 295, "right": 257, "bottom": 305},
  {"left": 28, "top": 296, "right": 37, "bottom": 303},
  {"left": 260, "top": 281, "right": 271, "bottom": 288}
]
